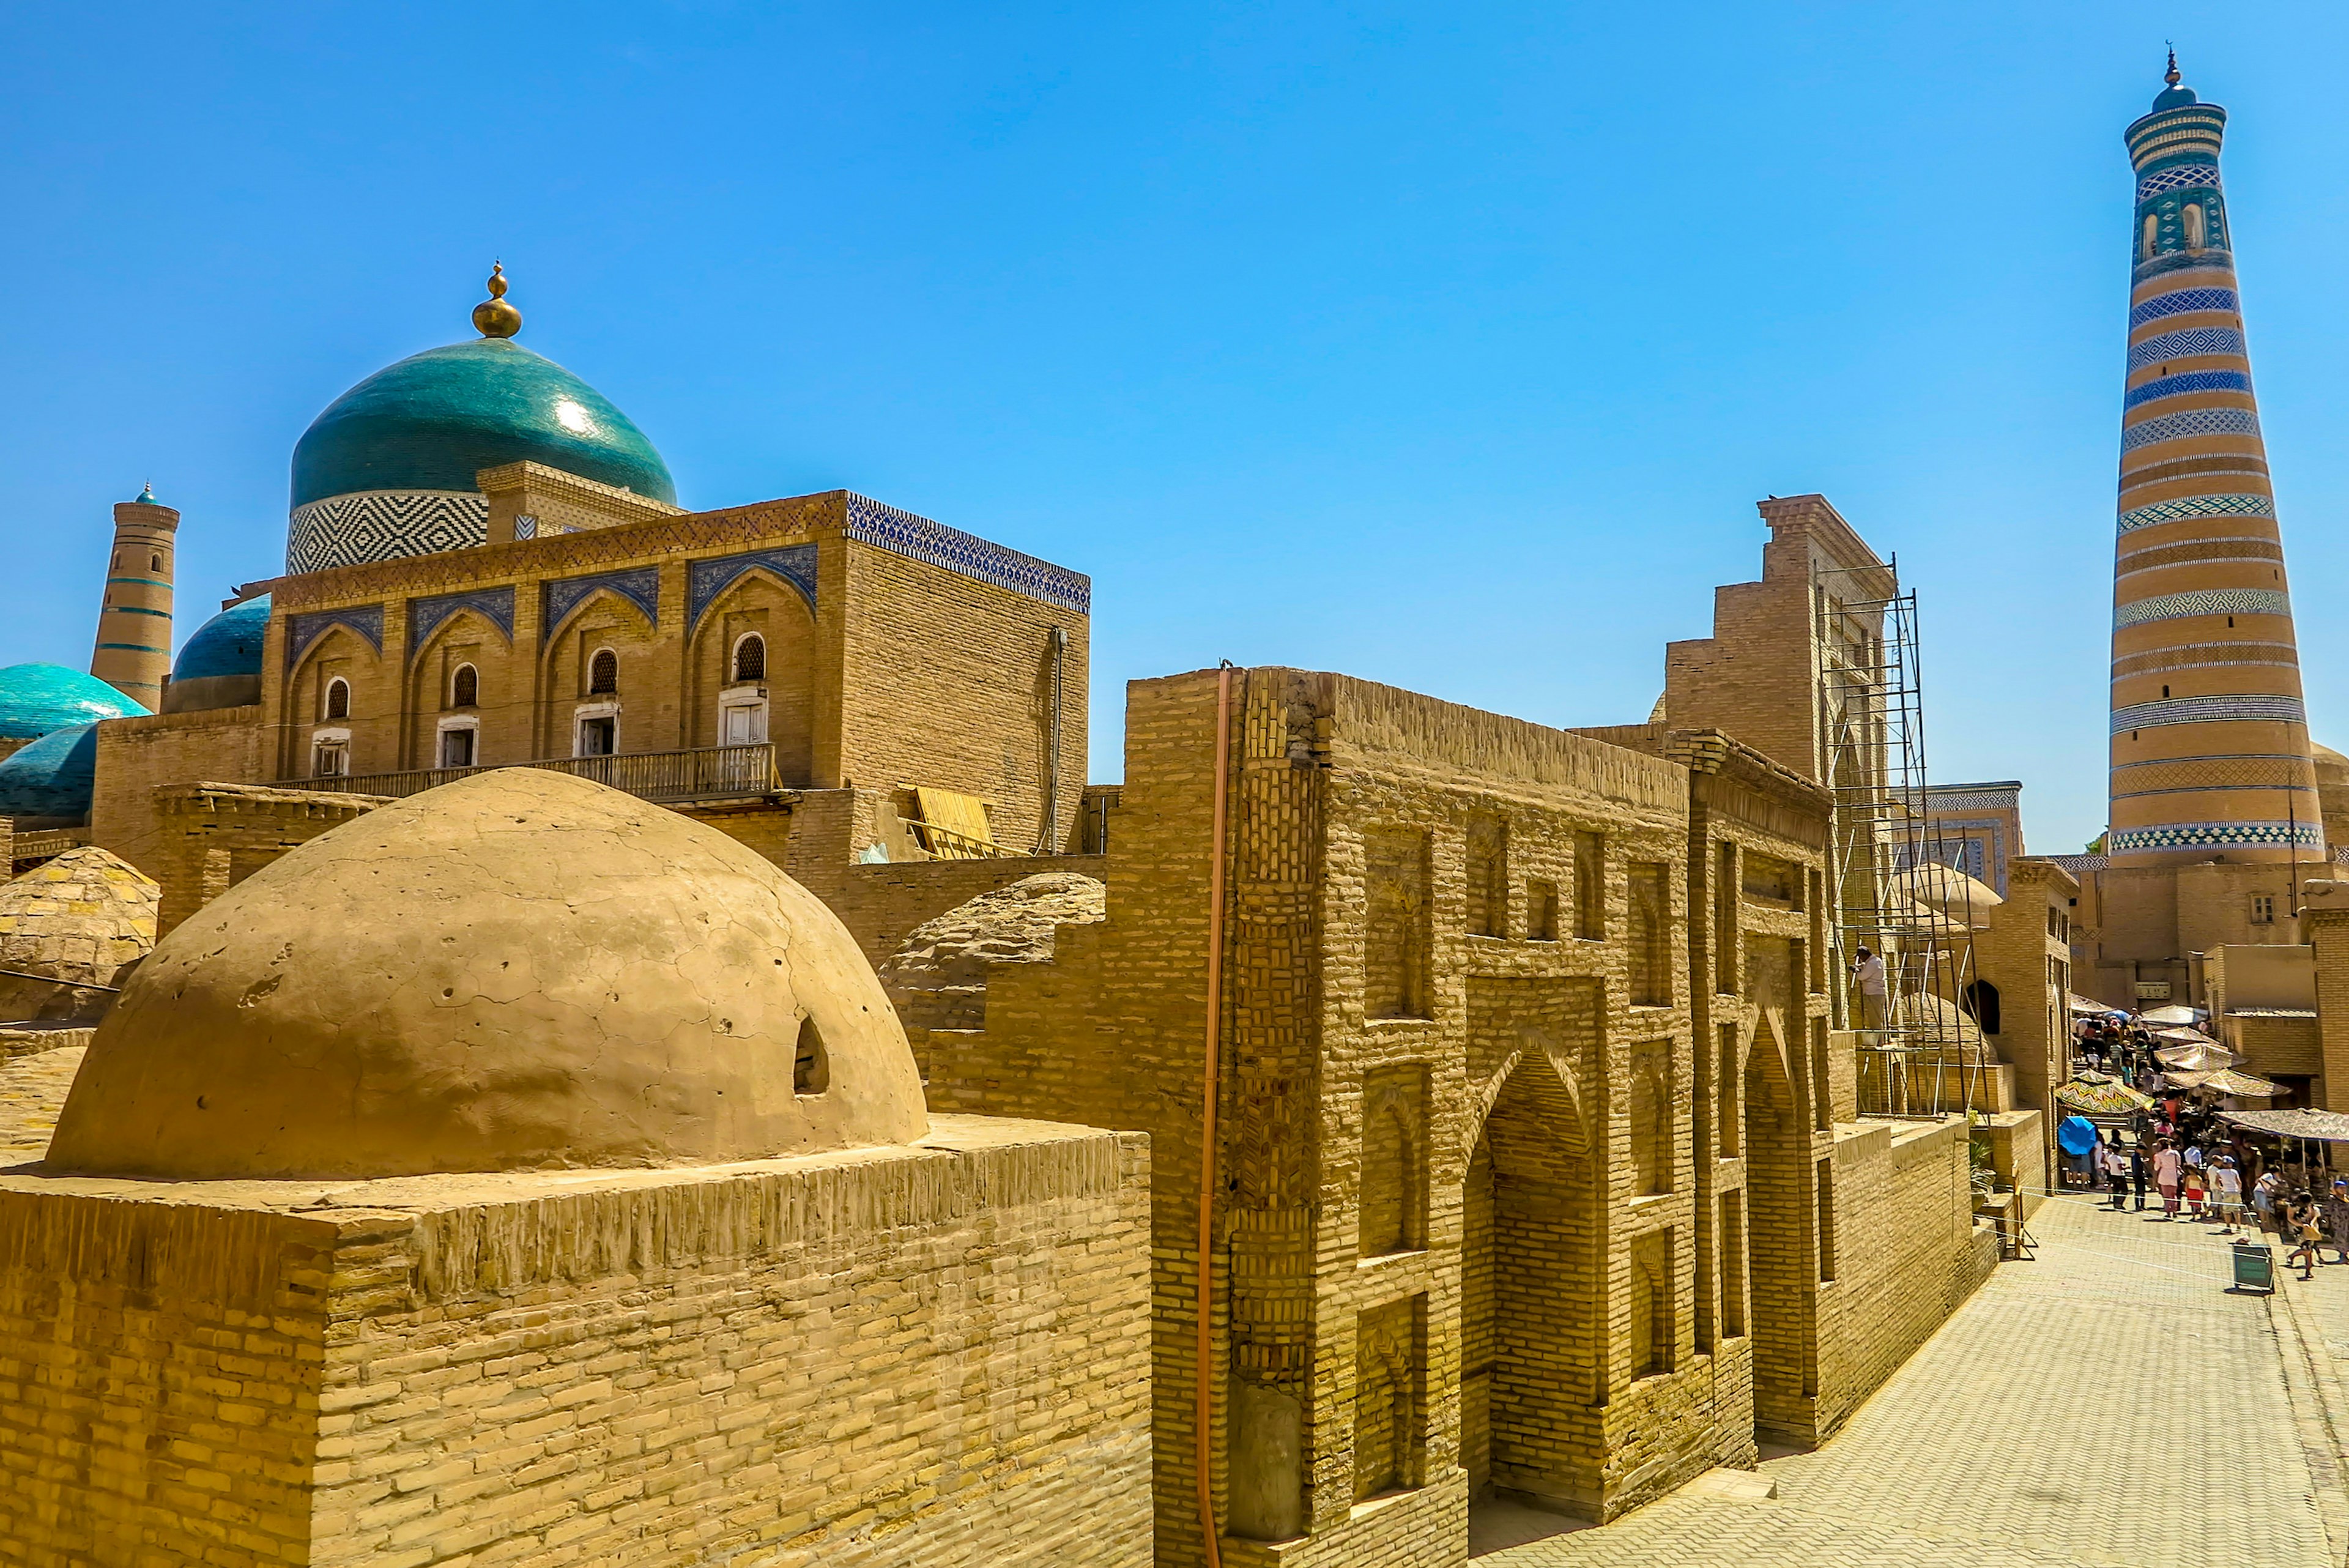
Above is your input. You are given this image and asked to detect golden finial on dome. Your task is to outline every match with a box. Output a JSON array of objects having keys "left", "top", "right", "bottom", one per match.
[
  {"left": 472, "top": 261, "right": 522, "bottom": 339},
  {"left": 2165, "top": 46, "right": 2181, "bottom": 87}
]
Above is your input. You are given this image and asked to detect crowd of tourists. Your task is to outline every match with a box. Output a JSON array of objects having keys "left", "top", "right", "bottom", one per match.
[{"left": 2072, "top": 1013, "right": 2157, "bottom": 1085}]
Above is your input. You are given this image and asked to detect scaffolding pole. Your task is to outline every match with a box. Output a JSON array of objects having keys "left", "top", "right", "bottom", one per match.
[{"left": 1813, "top": 555, "right": 1986, "bottom": 1119}]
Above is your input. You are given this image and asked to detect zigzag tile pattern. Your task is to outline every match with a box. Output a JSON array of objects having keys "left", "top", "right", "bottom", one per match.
[
  {"left": 2112, "top": 587, "right": 2291, "bottom": 630},
  {"left": 2109, "top": 820, "right": 2322, "bottom": 854},
  {"left": 2127, "top": 286, "right": 2237, "bottom": 329},
  {"left": 2122, "top": 369, "right": 2252, "bottom": 410},
  {"left": 2109, "top": 691, "right": 2304, "bottom": 732},
  {"left": 2126, "top": 327, "right": 2244, "bottom": 369},
  {"left": 2117, "top": 492, "right": 2272, "bottom": 533},
  {"left": 287, "top": 491, "right": 489, "bottom": 574},
  {"left": 2120, "top": 406, "right": 2260, "bottom": 451}
]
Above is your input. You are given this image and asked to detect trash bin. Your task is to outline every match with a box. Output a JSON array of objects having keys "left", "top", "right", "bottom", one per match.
[{"left": 2232, "top": 1239, "right": 2276, "bottom": 1295}]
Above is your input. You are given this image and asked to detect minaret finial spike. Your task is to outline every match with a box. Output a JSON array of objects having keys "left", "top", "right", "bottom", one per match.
[
  {"left": 2165, "top": 45, "right": 2181, "bottom": 87},
  {"left": 473, "top": 260, "right": 522, "bottom": 338}
]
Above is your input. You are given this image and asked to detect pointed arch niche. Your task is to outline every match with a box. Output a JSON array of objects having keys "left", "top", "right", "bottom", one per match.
[{"left": 688, "top": 565, "right": 817, "bottom": 783}]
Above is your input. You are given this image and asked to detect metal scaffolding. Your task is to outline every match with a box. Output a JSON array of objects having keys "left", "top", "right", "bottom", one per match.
[{"left": 1813, "top": 557, "right": 1989, "bottom": 1118}]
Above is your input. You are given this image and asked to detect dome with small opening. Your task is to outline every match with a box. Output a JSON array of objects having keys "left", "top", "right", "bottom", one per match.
[{"left": 48, "top": 767, "right": 926, "bottom": 1179}]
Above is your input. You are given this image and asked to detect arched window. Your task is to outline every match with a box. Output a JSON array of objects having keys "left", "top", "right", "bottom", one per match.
[
  {"left": 451, "top": 664, "right": 478, "bottom": 709},
  {"left": 733, "top": 633, "right": 766, "bottom": 683},
  {"left": 150, "top": 552, "right": 163, "bottom": 573},
  {"left": 2183, "top": 203, "right": 2205, "bottom": 251},
  {"left": 2142, "top": 213, "right": 2158, "bottom": 259},
  {"left": 110, "top": 552, "right": 121, "bottom": 570},
  {"left": 324, "top": 678, "right": 350, "bottom": 721},
  {"left": 589, "top": 648, "right": 618, "bottom": 695},
  {"left": 1960, "top": 979, "right": 2002, "bottom": 1037}
]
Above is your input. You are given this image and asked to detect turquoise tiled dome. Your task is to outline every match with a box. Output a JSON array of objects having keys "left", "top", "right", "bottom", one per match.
[
  {"left": 0, "top": 724, "right": 102, "bottom": 821},
  {"left": 173, "top": 595, "right": 271, "bottom": 682},
  {"left": 0, "top": 664, "right": 148, "bottom": 741},
  {"left": 292, "top": 338, "right": 675, "bottom": 510}
]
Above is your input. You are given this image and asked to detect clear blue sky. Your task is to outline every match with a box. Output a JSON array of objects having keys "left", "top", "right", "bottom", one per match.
[{"left": 7, "top": 4, "right": 2349, "bottom": 852}]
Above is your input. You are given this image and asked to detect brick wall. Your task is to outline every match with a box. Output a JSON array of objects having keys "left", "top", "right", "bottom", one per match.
[
  {"left": 87, "top": 704, "right": 267, "bottom": 880},
  {"left": 0, "top": 1118, "right": 1152, "bottom": 1567}
]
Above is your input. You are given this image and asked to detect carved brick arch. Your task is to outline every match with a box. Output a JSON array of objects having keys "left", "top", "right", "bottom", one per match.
[
  {"left": 1465, "top": 1025, "right": 1590, "bottom": 1166},
  {"left": 540, "top": 582, "right": 657, "bottom": 647},
  {"left": 686, "top": 563, "right": 818, "bottom": 778},
  {"left": 286, "top": 623, "right": 382, "bottom": 719},
  {"left": 1746, "top": 1006, "right": 1797, "bottom": 1110}
]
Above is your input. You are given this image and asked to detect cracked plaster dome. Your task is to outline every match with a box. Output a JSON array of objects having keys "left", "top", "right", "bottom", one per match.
[{"left": 47, "top": 768, "right": 926, "bottom": 1180}]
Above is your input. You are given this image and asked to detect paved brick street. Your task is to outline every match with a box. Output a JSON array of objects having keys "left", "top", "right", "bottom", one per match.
[{"left": 1483, "top": 1192, "right": 2345, "bottom": 1566}]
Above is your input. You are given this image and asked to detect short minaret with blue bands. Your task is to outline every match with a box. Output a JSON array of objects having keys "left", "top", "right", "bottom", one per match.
[{"left": 2107, "top": 55, "right": 2319, "bottom": 865}]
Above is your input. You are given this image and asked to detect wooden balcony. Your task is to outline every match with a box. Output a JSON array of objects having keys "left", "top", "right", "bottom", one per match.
[{"left": 289, "top": 744, "right": 783, "bottom": 807}]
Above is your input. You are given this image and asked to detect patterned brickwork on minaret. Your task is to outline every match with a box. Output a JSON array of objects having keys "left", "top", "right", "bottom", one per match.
[
  {"left": 2107, "top": 59, "right": 2320, "bottom": 866},
  {"left": 91, "top": 485, "right": 177, "bottom": 710}
]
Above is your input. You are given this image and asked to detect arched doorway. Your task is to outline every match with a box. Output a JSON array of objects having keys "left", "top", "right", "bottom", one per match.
[
  {"left": 1462, "top": 1045, "right": 1598, "bottom": 1512},
  {"left": 1741, "top": 971, "right": 1817, "bottom": 1447}
]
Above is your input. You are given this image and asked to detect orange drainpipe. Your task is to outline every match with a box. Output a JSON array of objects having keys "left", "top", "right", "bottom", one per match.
[{"left": 1197, "top": 664, "right": 1234, "bottom": 1568}]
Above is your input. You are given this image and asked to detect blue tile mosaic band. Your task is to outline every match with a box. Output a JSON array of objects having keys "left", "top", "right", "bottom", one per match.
[
  {"left": 2129, "top": 287, "right": 2238, "bottom": 329},
  {"left": 542, "top": 567, "right": 661, "bottom": 639},
  {"left": 844, "top": 494, "right": 1089, "bottom": 614},
  {"left": 2113, "top": 587, "right": 2291, "bottom": 630},
  {"left": 2134, "top": 250, "right": 2236, "bottom": 284},
  {"left": 2123, "top": 370, "right": 2252, "bottom": 410},
  {"left": 2117, "top": 492, "right": 2273, "bottom": 533},
  {"left": 408, "top": 587, "right": 518, "bottom": 652},
  {"left": 687, "top": 545, "right": 820, "bottom": 631},
  {"left": 286, "top": 491, "right": 488, "bottom": 575},
  {"left": 286, "top": 604, "right": 386, "bottom": 666},
  {"left": 2120, "top": 406, "right": 2260, "bottom": 451},
  {"left": 2109, "top": 820, "right": 2322, "bottom": 855},
  {"left": 2127, "top": 327, "right": 2244, "bottom": 370},
  {"left": 2110, "top": 692, "right": 2304, "bottom": 732},
  {"left": 2135, "top": 162, "right": 2222, "bottom": 199}
]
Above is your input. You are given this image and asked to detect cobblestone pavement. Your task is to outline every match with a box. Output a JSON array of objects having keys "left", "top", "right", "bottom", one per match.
[
  {"left": 1485, "top": 1192, "right": 2340, "bottom": 1567},
  {"left": 0, "top": 1042, "right": 83, "bottom": 1162}
]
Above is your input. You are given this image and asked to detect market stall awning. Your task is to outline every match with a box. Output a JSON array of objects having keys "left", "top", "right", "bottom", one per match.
[
  {"left": 2219, "top": 1108, "right": 2349, "bottom": 1142},
  {"left": 2139, "top": 1004, "right": 2206, "bottom": 1026},
  {"left": 2055, "top": 1076, "right": 2154, "bottom": 1113},
  {"left": 2165, "top": 1068, "right": 2281, "bottom": 1098},
  {"left": 2069, "top": 993, "right": 2128, "bottom": 1016},
  {"left": 2154, "top": 1042, "right": 2239, "bottom": 1072}
]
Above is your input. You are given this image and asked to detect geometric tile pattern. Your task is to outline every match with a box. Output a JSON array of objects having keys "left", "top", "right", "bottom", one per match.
[
  {"left": 2112, "top": 587, "right": 2291, "bottom": 628},
  {"left": 2109, "top": 691, "right": 2304, "bottom": 732},
  {"left": 2120, "top": 406, "right": 2261, "bottom": 451},
  {"left": 542, "top": 567, "right": 661, "bottom": 641},
  {"left": 407, "top": 586, "right": 518, "bottom": 653},
  {"left": 2109, "top": 639, "right": 2298, "bottom": 678},
  {"left": 2123, "top": 369, "right": 2252, "bottom": 410},
  {"left": 513, "top": 516, "right": 539, "bottom": 540},
  {"left": 286, "top": 603, "right": 386, "bottom": 666},
  {"left": 687, "top": 544, "right": 820, "bottom": 631},
  {"left": 844, "top": 492, "right": 1091, "bottom": 614},
  {"left": 2113, "top": 537, "right": 2283, "bottom": 579},
  {"left": 2135, "top": 161, "right": 2223, "bottom": 199},
  {"left": 2109, "top": 754, "right": 2317, "bottom": 798},
  {"left": 2129, "top": 286, "right": 2238, "bottom": 329},
  {"left": 2117, "top": 492, "right": 2273, "bottom": 533},
  {"left": 2126, "top": 327, "right": 2244, "bottom": 369},
  {"left": 2109, "top": 819, "right": 2323, "bottom": 854},
  {"left": 286, "top": 491, "right": 489, "bottom": 575}
]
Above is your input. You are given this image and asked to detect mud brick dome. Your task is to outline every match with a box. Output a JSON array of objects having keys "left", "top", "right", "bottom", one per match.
[{"left": 46, "top": 767, "right": 926, "bottom": 1179}]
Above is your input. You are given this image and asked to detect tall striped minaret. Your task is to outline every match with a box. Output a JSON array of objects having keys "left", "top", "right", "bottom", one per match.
[
  {"left": 89, "top": 483, "right": 177, "bottom": 711},
  {"left": 2107, "top": 56, "right": 2320, "bottom": 866}
]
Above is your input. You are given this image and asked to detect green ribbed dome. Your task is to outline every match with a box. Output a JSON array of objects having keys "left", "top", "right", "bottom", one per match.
[{"left": 291, "top": 338, "right": 675, "bottom": 509}]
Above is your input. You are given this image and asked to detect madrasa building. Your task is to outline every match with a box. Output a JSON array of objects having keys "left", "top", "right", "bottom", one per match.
[{"left": 0, "top": 251, "right": 2039, "bottom": 1558}]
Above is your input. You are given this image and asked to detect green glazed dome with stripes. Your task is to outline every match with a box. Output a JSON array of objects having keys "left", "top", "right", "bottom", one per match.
[{"left": 291, "top": 338, "right": 676, "bottom": 510}]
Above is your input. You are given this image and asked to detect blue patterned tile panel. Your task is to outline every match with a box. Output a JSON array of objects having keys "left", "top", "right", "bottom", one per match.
[
  {"left": 287, "top": 491, "right": 489, "bottom": 575},
  {"left": 541, "top": 567, "right": 661, "bottom": 639},
  {"left": 2135, "top": 250, "right": 2238, "bottom": 284},
  {"left": 2120, "top": 406, "right": 2261, "bottom": 451},
  {"left": 2135, "top": 162, "right": 2223, "bottom": 199},
  {"left": 408, "top": 587, "right": 518, "bottom": 653},
  {"left": 2123, "top": 370, "right": 2252, "bottom": 410},
  {"left": 2109, "top": 820, "right": 2322, "bottom": 855},
  {"left": 687, "top": 545, "right": 819, "bottom": 631},
  {"left": 2109, "top": 691, "right": 2304, "bottom": 732},
  {"left": 286, "top": 604, "right": 387, "bottom": 666},
  {"left": 2127, "top": 327, "right": 2245, "bottom": 370},
  {"left": 2129, "top": 287, "right": 2238, "bottom": 329},
  {"left": 2117, "top": 492, "right": 2273, "bottom": 533},
  {"left": 843, "top": 494, "right": 1089, "bottom": 614},
  {"left": 2113, "top": 588, "right": 2292, "bottom": 630}
]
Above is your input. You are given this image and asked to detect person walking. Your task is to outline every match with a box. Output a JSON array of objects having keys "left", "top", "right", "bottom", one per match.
[
  {"left": 2255, "top": 1169, "right": 2287, "bottom": 1237},
  {"left": 2153, "top": 1140, "right": 2183, "bottom": 1219},
  {"left": 2182, "top": 1161, "right": 2207, "bottom": 1222},
  {"left": 2131, "top": 1139, "right": 2150, "bottom": 1212},
  {"left": 2104, "top": 1139, "right": 2131, "bottom": 1211},
  {"left": 2326, "top": 1176, "right": 2349, "bottom": 1266},
  {"left": 2213, "top": 1156, "right": 2244, "bottom": 1235},
  {"left": 2287, "top": 1192, "right": 2322, "bottom": 1282}
]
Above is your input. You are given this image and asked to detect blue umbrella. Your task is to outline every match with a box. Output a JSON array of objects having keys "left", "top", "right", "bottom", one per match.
[{"left": 2059, "top": 1116, "right": 2101, "bottom": 1156}]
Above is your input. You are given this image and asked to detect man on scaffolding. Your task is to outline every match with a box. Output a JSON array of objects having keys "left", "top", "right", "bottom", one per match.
[{"left": 1851, "top": 945, "right": 1888, "bottom": 1035}]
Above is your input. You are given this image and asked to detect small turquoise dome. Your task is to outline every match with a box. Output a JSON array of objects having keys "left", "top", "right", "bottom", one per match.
[
  {"left": 174, "top": 595, "right": 271, "bottom": 683},
  {"left": 0, "top": 724, "right": 101, "bottom": 822},
  {"left": 291, "top": 338, "right": 675, "bottom": 509},
  {"left": 0, "top": 664, "right": 148, "bottom": 741}
]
